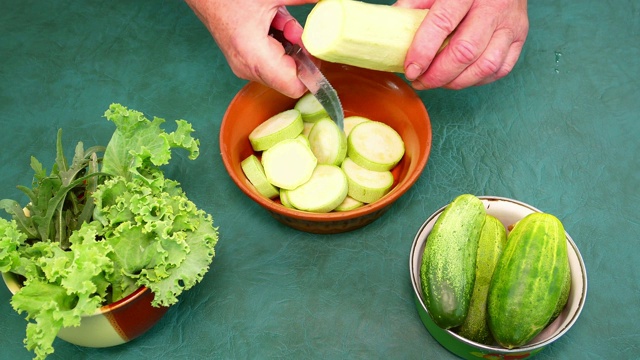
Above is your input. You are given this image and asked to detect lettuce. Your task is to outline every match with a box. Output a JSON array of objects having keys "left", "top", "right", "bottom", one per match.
[{"left": 0, "top": 104, "right": 218, "bottom": 359}]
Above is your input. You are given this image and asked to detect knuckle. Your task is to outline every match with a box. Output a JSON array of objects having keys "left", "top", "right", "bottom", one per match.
[
  {"left": 429, "top": 9, "right": 458, "bottom": 35},
  {"left": 494, "top": 64, "right": 513, "bottom": 80},
  {"left": 450, "top": 39, "right": 481, "bottom": 65},
  {"left": 475, "top": 56, "right": 503, "bottom": 77}
]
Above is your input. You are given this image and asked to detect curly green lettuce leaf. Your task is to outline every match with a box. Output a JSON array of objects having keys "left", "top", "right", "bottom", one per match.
[
  {"left": 93, "top": 174, "right": 218, "bottom": 307},
  {"left": 0, "top": 218, "right": 27, "bottom": 272},
  {"left": 102, "top": 103, "right": 200, "bottom": 180},
  {"left": 140, "top": 213, "right": 218, "bottom": 307},
  {"left": 10, "top": 225, "right": 114, "bottom": 360}
]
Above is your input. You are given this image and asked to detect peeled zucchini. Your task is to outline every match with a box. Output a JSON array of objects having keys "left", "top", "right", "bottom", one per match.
[{"left": 302, "top": 0, "right": 429, "bottom": 73}]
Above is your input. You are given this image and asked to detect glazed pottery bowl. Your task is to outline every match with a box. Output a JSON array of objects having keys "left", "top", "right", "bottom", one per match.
[
  {"left": 409, "top": 196, "right": 587, "bottom": 359},
  {"left": 220, "top": 62, "right": 432, "bottom": 234},
  {"left": 2, "top": 272, "right": 168, "bottom": 348}
]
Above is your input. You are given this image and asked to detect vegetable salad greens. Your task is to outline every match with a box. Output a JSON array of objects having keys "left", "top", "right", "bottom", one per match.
[{"left": 0, "top": 104, "right": 219, "bottom": 359}]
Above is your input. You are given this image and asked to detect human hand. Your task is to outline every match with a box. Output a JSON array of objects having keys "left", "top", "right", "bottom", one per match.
[
  {"left": 186, "top": 0, "right": 318, "bottom": 98},
  {"left": 395, "top": 0, "right": 529, "bottom": 90}
]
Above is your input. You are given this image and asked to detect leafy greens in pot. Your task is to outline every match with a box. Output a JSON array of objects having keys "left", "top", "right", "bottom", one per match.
[{"left": 0, "top": 104, "right": 219, "bottom": 360}]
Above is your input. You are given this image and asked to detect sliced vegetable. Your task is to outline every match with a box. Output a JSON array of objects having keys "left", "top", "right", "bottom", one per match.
[
  {"left": 347, "top": 120, "right": 404, "bottom": 171},
  {"left": 302, "top": 0, "right": 447, "bottom": 73},
  {"left": 295, "top": 134, "right": 311, "bottom": 147},
  {"left": 261, "top": 138, "right": 317, "bottom": 190},
  {"left": 308, "top": 117, "right": 347, "bottom": 166},
  {"left": 284, "top": 164, "right": 348, "bottom": 213},
  {"left": 279, "top": 189, "right": 294, "bottom": 208},
  {"left": 294, "top": 92, "right": 328, "bottom": 122},
  {"left": 341, "top": 157, "right": 393, "bottom": 203},
  {"left": 248, "top": 109, "right": 303, "bottom": 151},
  {"left": 241, "top": 154, "right": 280, "bottom": 199},
  {"left": 334, "top": 195, "right": 364, "bottom": 212},
  {"left": 302, "top": 121, "right": 316, "bottom": 138},
  {"left": 343, "top": 115, "right": 370, "bottom": 137}
]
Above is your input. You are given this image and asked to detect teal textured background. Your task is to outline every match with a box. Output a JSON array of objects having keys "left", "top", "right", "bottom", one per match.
[{"left": 1, "top": 0, "right": 638, "bottom": 359}]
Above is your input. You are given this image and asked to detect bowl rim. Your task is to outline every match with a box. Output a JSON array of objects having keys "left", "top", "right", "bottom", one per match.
[
  {"left": 1, "top": 271, "right": 156, "bottom": 316},
  {"left": 219, "top": 63, "right": 431, "bottom": 223},
  {"left": 409, "top": 195, "right": 588, "bottom": 352}
]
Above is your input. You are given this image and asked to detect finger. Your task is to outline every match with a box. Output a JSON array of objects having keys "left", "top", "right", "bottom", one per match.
[
  {"left": 442, "top": 28, "right": 512, "bottom": 89},
  {"left": 404, "top": 0, "right": 474, "bottom": 81},
  {"left": 417, "top": 7, "right": 499, "bottom": 89},
  {"left": 271, "top": 6, "right": 295, "bottom": 30},
  {"left": 272, "top": 7, "right": 305, "bottom": 46},
  {"left": 393, "top": 0, "right": 436, "bottom": 9},
  {"left": 474, "top": 38, "right": 525, "bottom": 87},
  {"left": 258, "top": 38, "right": 308, "bottom": 98}
]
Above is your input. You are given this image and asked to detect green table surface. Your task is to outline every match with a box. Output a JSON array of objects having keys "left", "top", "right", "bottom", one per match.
[{"left": 1, "top": 1, "right": 638, "bottom": 359}]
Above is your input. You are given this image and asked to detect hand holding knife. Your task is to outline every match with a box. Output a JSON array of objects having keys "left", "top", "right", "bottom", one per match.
[{"left": 269, "top": 27, "right": 345, "bottom": 130}]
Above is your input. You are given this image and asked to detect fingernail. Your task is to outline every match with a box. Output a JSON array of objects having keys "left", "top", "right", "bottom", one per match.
[{"left": 405, "top": 63, "right": 423, "bottom": 81}]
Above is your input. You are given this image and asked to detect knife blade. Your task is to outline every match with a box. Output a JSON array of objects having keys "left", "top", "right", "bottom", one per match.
[{"left": 270, "top": 28, "right": 344, "bottom": 129}]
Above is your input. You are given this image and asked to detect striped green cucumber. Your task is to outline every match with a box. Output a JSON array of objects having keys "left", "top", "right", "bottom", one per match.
[
  {"left": 550, "top": 256, "right": 572, "bottom": 323},
  {"left": 456, "top": 214, "right": 507, "bottom": 344},
  {"left": 420, "top": 194, "right": 486, "bottom": 329},
  {"left": 487, "top": 212, "right": 570, "bottom": 349}
]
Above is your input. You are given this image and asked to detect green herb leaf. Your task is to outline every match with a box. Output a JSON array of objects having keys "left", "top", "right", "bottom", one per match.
[{"left": 1, "top": 104, "right": 217, "bottom": 359}]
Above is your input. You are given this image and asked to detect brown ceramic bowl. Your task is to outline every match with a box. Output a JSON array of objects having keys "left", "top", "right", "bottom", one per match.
[
  {"left": 2, "top": 272, "right": 168, "bottom": 347},
  {"left": 220, "top": 62, "right": 431, "bottom": 234}
]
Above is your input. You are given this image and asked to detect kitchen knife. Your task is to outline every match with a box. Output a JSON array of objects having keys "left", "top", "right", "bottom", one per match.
[{"left": 269, "top": 28, "right": 344, "bottom": 129}]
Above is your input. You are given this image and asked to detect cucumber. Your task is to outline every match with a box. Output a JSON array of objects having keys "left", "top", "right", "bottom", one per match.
[
  {"left": 341, "top": 157, "right": 393, "bottom": 203},
  {"left": 302, "top": 0, "right": 429, "bottom": 73},
  {"left": 487, "top": 212, "right": 570, "bottom": 349},
  {"left": 261, "top": 138, "right": 317, "bottom": 190},
  {"left": 294, "top": 92, "right": 328, "bottom": 122},
  {"left": 240, "top": 154, "right": 280, "bottom": 199},
  {"left": 249, "top": 109, "right": 303, "bottom": 151},
  {"left": 456, "top": 215, "right": 507, "bottom": 344},
  {"left": 308, "top": 117, "right": 347, "bottom": 166},
  {"left": 550, "top": 262, "right": 571, "bottom": 323},
  {"left": 420, "top": 194, "right": 486, "bottom": 329},
  {"left": 284, "top": 164, "right": 348, "bottom": 213},
  {"left": 347, "top": 120, "right": 404, "bottom": 172}
]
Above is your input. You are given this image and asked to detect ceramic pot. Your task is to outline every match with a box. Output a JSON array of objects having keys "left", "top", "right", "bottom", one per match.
[{"left": 2, "top": 272, "right": 168, "bottom": 347}]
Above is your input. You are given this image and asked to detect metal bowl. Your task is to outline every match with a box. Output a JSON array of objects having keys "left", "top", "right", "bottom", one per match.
[{"left": 409, "top": 196, "right": 587, "bottom": 359}]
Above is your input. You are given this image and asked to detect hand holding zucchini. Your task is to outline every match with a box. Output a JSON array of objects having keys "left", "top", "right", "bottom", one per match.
[{"left": 302, "top": 0, "right": 448, "bottom": 73}]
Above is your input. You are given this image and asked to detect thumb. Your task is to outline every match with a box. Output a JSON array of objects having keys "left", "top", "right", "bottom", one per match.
[{"left": 258, "top": 32, "right": 307, "bottom": 98}]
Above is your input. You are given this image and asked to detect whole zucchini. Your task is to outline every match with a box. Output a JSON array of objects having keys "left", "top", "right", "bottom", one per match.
[
  {"left": 456, "top": 214, "right": 507, "bottom": 344},
  {"left": 420, "top": 194, "right": 486, "bottom": 329},
  {"left": 487, "top": 212, "right": 570, "bottom": 349}
]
